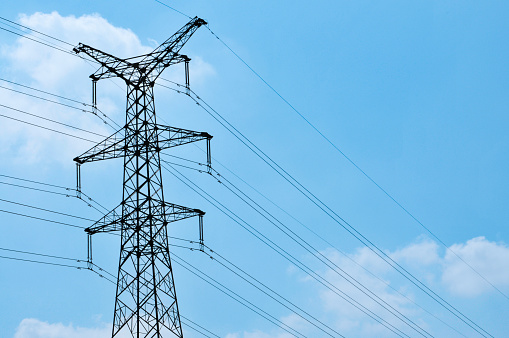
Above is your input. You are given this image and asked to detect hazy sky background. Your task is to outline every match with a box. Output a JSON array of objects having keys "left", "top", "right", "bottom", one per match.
[{"left": 0, "top": 1, "right": 508, "bottom": 337}]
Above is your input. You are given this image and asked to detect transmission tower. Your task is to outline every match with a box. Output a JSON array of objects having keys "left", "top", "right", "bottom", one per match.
[{"left": 72, "top": 17, "right": 211, "bottom": 337}]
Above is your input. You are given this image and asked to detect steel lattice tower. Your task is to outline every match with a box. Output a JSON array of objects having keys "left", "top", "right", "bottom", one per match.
[{"left": 73, "top": 17, "right": 211, "bottom": 337}]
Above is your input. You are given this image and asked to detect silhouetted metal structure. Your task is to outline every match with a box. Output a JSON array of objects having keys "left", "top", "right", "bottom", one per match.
[{"left": 73, "top": 17, "right": 210, "bottom": 337}]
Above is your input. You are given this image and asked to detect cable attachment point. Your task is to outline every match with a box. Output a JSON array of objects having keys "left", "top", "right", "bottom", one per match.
[
  {"left": 199, "top": 214, "right": 204, "bottom": 252},
  {"left": 87, "top": 234, "right": 93, "bottom": 270},
  {"left": 206, "top": 137, "right": 212, "bottom": 174},
  {"left": 184, "top": 57, "right": 191, "bottom": 95},
  {"left": 76, "top": 163, "right": 82, "bottom": 199},
  {"left": 92, "top": 79, "right": 98, "bottom": 116}
]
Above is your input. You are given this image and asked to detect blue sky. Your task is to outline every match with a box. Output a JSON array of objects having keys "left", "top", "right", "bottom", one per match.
[{"left": 0, "top": 1, "right": 508, "bottom": 337}]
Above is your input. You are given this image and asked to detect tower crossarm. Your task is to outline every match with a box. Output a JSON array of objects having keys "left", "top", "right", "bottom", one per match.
[
  {"left": 85, "top": 205, "right": 124, "bottom": 235},
  {"left": 139, "top": 16, "right": 207, "bottom": 82},
  {"left": 156, "top": 125, "right": 212, "bottom": 150},
  {"left": 73, "top": 128, "right": 126, "bottom": 164},
  {"left": 136, "top": 54, "right": 190, "bottom": 81},
  {"left": 85, "top": 201, "right": 204, "bottom": 235},
  {"left": 160, "top": 200, "right": 205, "bottom": 222},
  {"left": 72, "top": 125, "right": 211, "bottom": 165},
  {"left": 73, "top": 16, "right": 206, "bottom": 86},
  {"left": 73, "top": 43, "right": 140, "bottom": 82}
]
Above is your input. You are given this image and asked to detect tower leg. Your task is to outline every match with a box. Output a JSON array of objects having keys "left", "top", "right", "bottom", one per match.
[{"left": 112, "top": 85, "right": 183, "bottom": 338}]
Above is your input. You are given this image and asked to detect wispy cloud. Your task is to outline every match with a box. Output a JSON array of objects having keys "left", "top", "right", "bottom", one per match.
[
  {"left": 14, "top": 318, "right": 112, "bottom": 338},
  {"left": 442, "top": 236, "right": 509, "bottom": 297},
  {"left": 225, "top": 236, "right": 509, "bottom": 338}
]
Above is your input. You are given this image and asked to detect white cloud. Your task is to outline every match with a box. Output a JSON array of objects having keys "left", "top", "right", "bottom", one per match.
[
  {"left": 14, "top": 318, "right": 112, "bottom": 338},
  {"left": 308, "top": 236, "right": 509, "bottom": 336},
  {"left": 318, "top": 246, "right": 418, "bottom": 337},
  {"left": 225, "top": 329, "right": 294, "bottom": 338},
  {"left": 442, "top": 236, "right": 509, "bottom": 297},
  {"left": 18, "top": 236, "right": 508, "bottom": 338},
  {"left": 0, "top": 12, "right": 144, "bottom": 166},
  {"left": 391, "top": 239, "right": 440, "bottom": 266},
  {"left": 225, "top": 314, "right": 309, "bottom": 338},
  {"left": 11, "top": 12, "right": 151, "bottom": 89},
  {"left": 0, "top": 11, "right": 214, "bottom": 167},
  {"left": 14, "top": 318, "right": 195, "bottom": 338}
]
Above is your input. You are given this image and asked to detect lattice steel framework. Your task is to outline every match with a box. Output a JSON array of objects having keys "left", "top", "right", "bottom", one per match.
[{"left": 73, "top": 17, "right": 210, "bottom": 337}]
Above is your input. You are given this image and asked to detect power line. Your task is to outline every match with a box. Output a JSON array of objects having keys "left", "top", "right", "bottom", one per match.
[
  {"left": 180, "top": 318, "right": 216, "bottom": 338},
  {"left": 0, "top": 254, "right": 83, "bottom": 269},
  {"left": 201, "top": 244, "right": 345, "bottom": 338},
  {"left": 0, "top": 13, "right": 493, "bottom": 335},
  {"left": 0, "top": 25, "right": 76, "bottom": 57},
  {"left": 207, "top": 155, "right": 468, "bottom": 337},
  {"left": 178, "top": 140, "right": 466, "bottom": 336},
  {"left": 182, "top": 88, "right": 492, "bottom": 337},
  {"left": 0, "top": 83, "right": 89, "bottom": 112},
  {"left": 0, "top": 247, "right": 116, "bottom": 284},
  {"left": 0, "top": 77, "right": 121, "bottom": 129},
  {"left": 0, "top": 110, "right": 97, "bottom": 143},
  {"left": 182, "top": 137, "right": 469, "bottom": 337},
  {"left": 163, "top": 163, "right": 409, "bottom": 337},
  {"left": 0, "top": 173, "right": 70, "bottom": 190},
  {"left": 153, "top": 0, "right": 192, "bottom": 19},
  {"left": 0, "top": 180, "right": 74, "bottom": 197},
  {"left": 208, "top": 167, "right": 432, "bottom": 337},
  {"left": 0, "top": 174, "right": 109, "bottom": 211},
  {"left": 171, "top": 252, "right": 308, "bottom": 338},
  {"left": 160, "top": 158, "right": 205, "bottom": 173},
  {"left": 0, "top": 197, "right": 96, "bottom": 222},
  {"left": 180, "top": 315, "right": 221, "bottom": 338},
  {"left": 0, "top": 77, "right": 87, "bottom": 105},
  {"left": 0, "top": 16, "right": 73, "bottom": 46},
  {"left": 162, "top": 153, "right": 206, "bottom": 166},
  {"left": 164, "top": 85, "right": 488, "bottom": 333},
  {"left": 167, "top": 237, "right": 347, "bottom": 337},
  {"left": 0, "top": 59, "right": 480, "bottom": 336},
  {"left": 0, "top": 19, "right": 70, "bottom": 50},
  {"left": 0, "top": 208, "right": 85, "bottom": 230},
  {"left": 0, "top": 102, "right": 107, "bottom": 138},
  {"left": 0, "top": 173, "right": 109, "bottom": 214},
  {"left": 0, "top": 246, "right": 82, "bottom": 262},
  {"left": 155, "top": 5, "right": 502, "bottom": 329},
  {"left": 190, "top": 6, "right": 509, "bottom": 304}
]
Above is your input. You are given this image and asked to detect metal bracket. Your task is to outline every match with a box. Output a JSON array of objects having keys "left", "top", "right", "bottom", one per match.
[
  {"left": 206, "top": 137, "right": 212, "bottom": 173},
  {"left": 199, "top": 214, "right": 204, "bottom": 251},
  {"left": 76, "top": 163, "right": 81, "bottom": 199},
  {"left": 184, "top": 58, "right": 190, "bottom": 95},
  {"left": 87, "top": 234, "right": 93, "bottom": 270}
]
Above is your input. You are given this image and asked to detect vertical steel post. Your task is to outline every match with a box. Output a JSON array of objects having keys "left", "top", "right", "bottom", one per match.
[{"left": 76, "top": 163, "right": 81, "bottom": 199}]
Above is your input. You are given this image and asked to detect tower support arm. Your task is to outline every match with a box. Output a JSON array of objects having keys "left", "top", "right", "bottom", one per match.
[
  {"left": 156, "top": 124, "right": 212, "bottom": 150},
  {"left": 85, "top": 205, "right": 124, "bottom": 235},
  {"left": 73, "top": 128, "right": 126, "bottom": 164},
  {"left": 140, "top": 17, "right": 207, "bottom": 81},
  {"left": 73, "top": 124, "right": 211, "bottom": 165},
  {"left": 161, "top": 201, "right": 204, "bottom": 223},
  {"left": 73, "top": 43, "right": 138, "bottom": 82},
  {"left": 141, "top": 54, "right": 190, "bottom": 83},
  {"left": 85, "top": 201, "right": 204, "bottom": 235}
]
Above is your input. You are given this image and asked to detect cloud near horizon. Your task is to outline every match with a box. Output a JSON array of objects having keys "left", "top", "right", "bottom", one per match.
[
  {"left": 13, "top": 236, "right": 509, "bottom": 338},
  {"left": 442, "top": 236, "right": 509, "bottom": 297},
  {"left": 14, "top": 319, "right": 111, "bottom": 338},
  {"left": 312, "top": 235, "right": 509, "bottom": 336}
]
